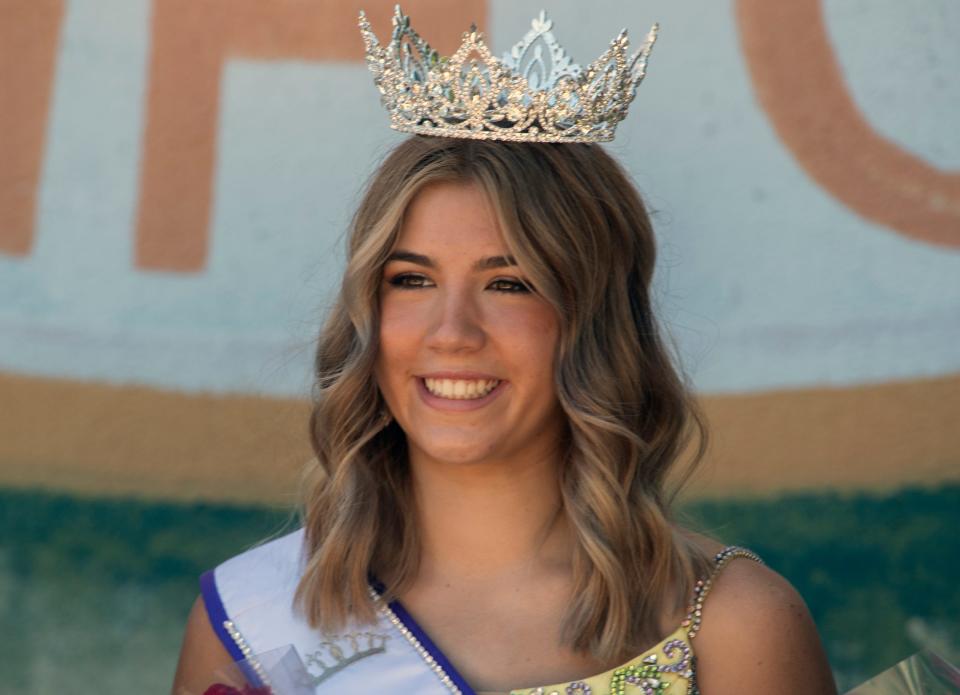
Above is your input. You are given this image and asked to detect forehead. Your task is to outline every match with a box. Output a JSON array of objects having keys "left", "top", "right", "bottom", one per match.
[{"left": 396, "top": 180, "right": 507, "bottom": 254}]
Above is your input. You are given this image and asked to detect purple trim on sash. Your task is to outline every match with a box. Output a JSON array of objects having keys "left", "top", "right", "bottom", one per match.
[
  {"left": 373, "top": 580, "right": 477, "bottom": 695},
  {"left": 200, "top": 569, "right": 247, "bottom": 662}
]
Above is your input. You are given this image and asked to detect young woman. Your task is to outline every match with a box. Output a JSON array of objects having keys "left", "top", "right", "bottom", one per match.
[{"left": 172, "top": 136, "right": 837, "bottom": 694}]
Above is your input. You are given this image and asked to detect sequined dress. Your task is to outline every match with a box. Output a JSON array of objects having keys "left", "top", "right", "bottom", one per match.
[{"left": 201, "top": 528, "right": 762, "bottom": 694}]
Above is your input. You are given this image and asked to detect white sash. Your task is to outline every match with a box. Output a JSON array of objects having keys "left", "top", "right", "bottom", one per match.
[{"left": 203, "top": 529, "right": 471, "bottom": 694}]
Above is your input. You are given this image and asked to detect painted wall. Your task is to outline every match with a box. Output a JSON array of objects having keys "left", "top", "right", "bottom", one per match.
[
  {"left": 2, "top": 0, "right": 958, "bottom": 502},
  {"left": 2, "top": 2, "right": 959, "bottom": 689}
]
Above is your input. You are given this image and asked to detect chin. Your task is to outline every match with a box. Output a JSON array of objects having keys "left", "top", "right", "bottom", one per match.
[{"left": 411, "top": 434, "right": 501, "bottom": 466}]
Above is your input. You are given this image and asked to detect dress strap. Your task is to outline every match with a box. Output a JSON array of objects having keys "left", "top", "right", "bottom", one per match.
[{"left": 682, "top": 546, "right": 764, "bottom": 639}]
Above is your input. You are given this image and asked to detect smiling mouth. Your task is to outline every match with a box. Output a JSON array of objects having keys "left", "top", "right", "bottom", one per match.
[{"left": 422, "top": 377, "right": 501, "bottom": 400}]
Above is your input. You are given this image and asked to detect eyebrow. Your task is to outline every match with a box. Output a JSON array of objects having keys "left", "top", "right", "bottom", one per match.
[{"left": 386, "top": 249, "right": 518, "bottom": 271}]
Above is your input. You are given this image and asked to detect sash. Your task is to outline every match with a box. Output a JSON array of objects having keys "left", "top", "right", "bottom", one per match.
[{"left": 201, "top": 528, "right": 473, "bottom": 694}]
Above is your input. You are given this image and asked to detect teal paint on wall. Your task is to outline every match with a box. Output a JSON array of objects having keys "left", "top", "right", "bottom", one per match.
[{"left": 1, "top": 486, "right": 957, "bottom": 691}]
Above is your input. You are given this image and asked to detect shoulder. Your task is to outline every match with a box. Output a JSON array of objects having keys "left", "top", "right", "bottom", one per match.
[
  {"left": 172, "top": 528, "right": 307, "bottom": 692},
  {"left": 172, "top": 594, "right": 236, "bottom": 692},
  {"left": 692, "top": 552, "right": 837, "bottom": 694},
  {"left": 218, "top": 526, "right": 306, "bottom": 576},
  {"left": 213, "top": 527, "right": 307, "bottom": 613}
]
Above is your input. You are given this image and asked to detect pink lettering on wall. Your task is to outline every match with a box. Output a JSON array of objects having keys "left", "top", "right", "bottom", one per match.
[
  {"left": 0, "top": 1, "right": 65, "bottom": 257},
  {"left": 736, "top": 0, "right": 960, "bottom": 248},
  {"left": 136, "top": 0, "right": 486, "bottom": 272}
]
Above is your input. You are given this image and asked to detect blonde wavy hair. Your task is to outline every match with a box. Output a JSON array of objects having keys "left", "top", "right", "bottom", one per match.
[{"left": 295, "top": 136, "right": 713, "bottom": 660}]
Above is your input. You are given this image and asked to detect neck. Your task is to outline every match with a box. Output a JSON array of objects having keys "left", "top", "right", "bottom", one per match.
[{"left": 410, "top": 449, "right": 573, "bottom": 584}]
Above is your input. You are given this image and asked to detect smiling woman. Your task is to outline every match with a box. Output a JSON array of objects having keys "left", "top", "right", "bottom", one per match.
[
  {"left": 171, "top": 7, "right": 836, "bottom": 691},
  {"left": 376, "top": 181, "right": 563, "bottom": 469},
  {"left": 295, "top": 138, "right": 713, "bottom": 657},
  {"left": 172, "top": 136, "right": 836, "bottom": 695}
]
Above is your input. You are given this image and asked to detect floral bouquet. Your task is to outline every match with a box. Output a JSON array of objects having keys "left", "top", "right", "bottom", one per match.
[
  {"left": 178, "top": 645, "right": 315, "bottom": 695},
  {"left": 844, "top": 650, "right": 960, "bottom": 694}
]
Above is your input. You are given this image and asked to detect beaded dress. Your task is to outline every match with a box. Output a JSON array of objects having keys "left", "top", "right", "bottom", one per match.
[{"left": 201, "top": 528, "right": 762, "bottom": 695}]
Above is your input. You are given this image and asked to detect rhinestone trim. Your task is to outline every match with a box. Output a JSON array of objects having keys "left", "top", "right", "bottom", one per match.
[
  {"left": 685, "top": 547, "right": 764, "bottom": 639},
  {"left": 368, "top": 586, "right": 463, "bottom": 694},
  {"left": 223, "top": 619, "right": 273, "bottom": 688}
]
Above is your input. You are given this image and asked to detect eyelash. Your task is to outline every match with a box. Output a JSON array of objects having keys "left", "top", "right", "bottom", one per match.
[{"left": 387, "top": 273, "right": 531, "bottom": 294}]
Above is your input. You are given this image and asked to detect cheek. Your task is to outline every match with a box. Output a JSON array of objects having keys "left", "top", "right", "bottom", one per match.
[
  {"left": 496, "top": 307, "right": 560, "bottom": 382},
  {"left": 376, "top": 301, "right": 420, "bottom": 380}
]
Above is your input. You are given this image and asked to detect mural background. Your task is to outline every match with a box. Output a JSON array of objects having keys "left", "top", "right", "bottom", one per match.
[{"left": 1, "top": 0, "right": 958, "bottom": 691}]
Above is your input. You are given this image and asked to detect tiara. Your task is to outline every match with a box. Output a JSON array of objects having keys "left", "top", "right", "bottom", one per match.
[{"left": 358, "top": 6, "right": 658, "bottom": 143}]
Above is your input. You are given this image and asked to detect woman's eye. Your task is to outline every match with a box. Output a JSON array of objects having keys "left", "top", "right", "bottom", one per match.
[
  {"left": 488, "top": 278, "right": 531, "bottom": 293},
  {"left": 388, "top": 273, "right": 432, "bottom": 289},
  {"left": 386, "top": 274, "right": 531, "bottom": 293}
]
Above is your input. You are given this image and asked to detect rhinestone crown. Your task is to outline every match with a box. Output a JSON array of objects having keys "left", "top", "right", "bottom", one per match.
[{"left": 358, "top": 6, "right": 659, "bottom": 143}]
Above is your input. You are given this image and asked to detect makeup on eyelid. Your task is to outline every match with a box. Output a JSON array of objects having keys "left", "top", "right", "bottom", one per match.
[
  {"left": 386, "top": 273, "right": 531, "bottom": 293},
  {"left": 374, "top": 180, "right": 563, "bottom": 468}
]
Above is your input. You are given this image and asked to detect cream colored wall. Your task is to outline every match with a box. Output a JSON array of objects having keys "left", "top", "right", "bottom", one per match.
[{"left": 1, "top": 0, "right": 958, "bottom": 502}]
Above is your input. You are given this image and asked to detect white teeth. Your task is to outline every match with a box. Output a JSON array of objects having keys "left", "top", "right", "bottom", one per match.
[{"left": 423, "top": 378, "right": 500, "bottom": 400}]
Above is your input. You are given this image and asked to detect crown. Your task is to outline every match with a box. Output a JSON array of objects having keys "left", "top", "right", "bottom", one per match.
[
  {"left": 302, "top": 631, "right": 391, "bottom": 685},
  {"left": 358, "top": 6, "right": 659, "bottom": 143}
]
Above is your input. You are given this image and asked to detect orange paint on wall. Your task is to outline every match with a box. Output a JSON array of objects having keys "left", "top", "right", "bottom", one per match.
[
  {"left": 0, "top": 371, "right": 957, "bottom": 504},
  {"left": 691, "top": 376, "right": 960, "bottom": 498},
  {"left": 735, "top": 0, "right": 960, "bottom": 248},
  {"left": 0, "top": 371, "right": 312, "bottom": 505},
  {"left": 0, "top": 1, "right": 65, "bottom": 256},
  {"left": 136, "top": 0, "right": 487, "bottom": 273}
]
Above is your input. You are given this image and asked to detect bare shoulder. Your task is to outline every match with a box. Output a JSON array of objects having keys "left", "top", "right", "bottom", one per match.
[
  {"left": 693, "top": 557, "right": 838, "bottom": 694},
  {"left": 171, "top": 594, "right": 236, "bottom": 694}
]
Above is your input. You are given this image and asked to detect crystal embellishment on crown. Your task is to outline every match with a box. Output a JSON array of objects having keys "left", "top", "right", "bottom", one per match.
[{"left": 358, "top": 6, "right": 659, "bottom": 143}]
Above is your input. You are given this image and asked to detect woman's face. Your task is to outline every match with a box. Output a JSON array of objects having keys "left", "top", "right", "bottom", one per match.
[{"left": 375, "top": 180, "right": 565, "bottom": 469}]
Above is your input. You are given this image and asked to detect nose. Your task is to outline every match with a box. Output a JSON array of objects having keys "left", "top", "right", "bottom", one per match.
[{"left": 424, "top": 287, "right": 486, "bottom": 353}]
